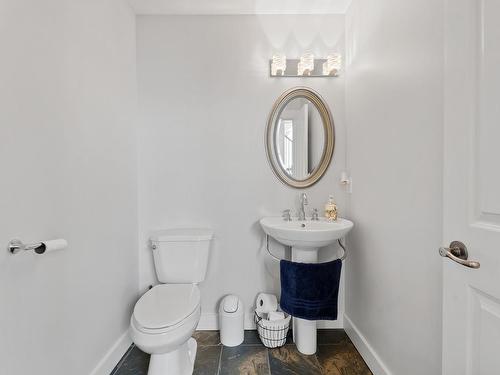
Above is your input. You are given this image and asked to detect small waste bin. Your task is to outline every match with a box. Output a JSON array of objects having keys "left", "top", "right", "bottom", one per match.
[{"left": 219, "top": 295, "right": 244, "bottom": 347}]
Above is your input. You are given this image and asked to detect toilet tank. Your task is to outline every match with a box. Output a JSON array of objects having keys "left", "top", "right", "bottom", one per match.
[{"left": 150, "top": 228, "right": 213, "bottom": 283}]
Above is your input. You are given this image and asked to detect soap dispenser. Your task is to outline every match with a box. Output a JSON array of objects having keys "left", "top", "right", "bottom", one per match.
[{"left": 325, "top": 195, "right": 338, "bottom": 222}]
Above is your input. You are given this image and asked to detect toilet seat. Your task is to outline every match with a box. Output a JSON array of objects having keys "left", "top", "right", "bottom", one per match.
[{"left": 133, "top": 284, "right": 200, "bottom": 334}]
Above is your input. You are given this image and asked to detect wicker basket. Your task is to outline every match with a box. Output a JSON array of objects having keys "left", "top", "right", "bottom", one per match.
[{"left": 254, "top": 311, "right": 291, "bottom": 348}]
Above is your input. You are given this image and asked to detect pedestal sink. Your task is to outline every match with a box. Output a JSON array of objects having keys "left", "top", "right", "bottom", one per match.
[{"left": 260, "top": 216, "right": 354, "bottom": 355}]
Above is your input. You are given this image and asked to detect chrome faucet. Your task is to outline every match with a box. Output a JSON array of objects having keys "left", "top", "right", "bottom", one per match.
[{"left": 298, "top": 193, "right": 308, "bottom": 221}]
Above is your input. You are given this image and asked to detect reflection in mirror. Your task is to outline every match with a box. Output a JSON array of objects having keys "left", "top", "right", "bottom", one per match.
[
  {"left": 275, "top": 97, "right": 325, "bottom": 180},
  {"left": 266, "top": 87, "right": 334, "bottom": 188}
]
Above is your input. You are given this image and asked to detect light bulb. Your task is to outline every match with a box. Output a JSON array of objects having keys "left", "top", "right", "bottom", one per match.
[
  {"left": 271, "top": 54, "right": 286, "bottom": 76},
  {"left": 298, "top": 53, "right": 314, "bottom": 76},
  {"left": 323, "top": 53, "right": 342, "bottom": 76}
]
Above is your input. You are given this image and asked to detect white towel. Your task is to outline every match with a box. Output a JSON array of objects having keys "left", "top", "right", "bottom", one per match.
[{"left": 267, "top": 311, "right": 285, "bottom": 321}]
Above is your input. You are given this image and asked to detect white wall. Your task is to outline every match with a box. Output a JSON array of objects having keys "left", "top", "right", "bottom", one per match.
[
  {"left": 137, "top": 15, "right": 347, "bottom": 328},
  {"left": 0, "top": 1, "right": 138, "bottom": 374},
  {"left": 344, "top": 1, "right": 443, "bottom": 374}
]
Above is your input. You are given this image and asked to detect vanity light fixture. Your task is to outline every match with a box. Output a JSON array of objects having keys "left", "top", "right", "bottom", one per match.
[
  {"left": 323, "top": 54, "right": 342, "bottom": 76},
  {"left": 269, "top": 53, "right": 341, "bottom": 78},
  {"left": 298, "top": 53, "right": 314, "bottom": 76},
  {"left": 271, "top": 54, "right": 287, "bottom": 76}
]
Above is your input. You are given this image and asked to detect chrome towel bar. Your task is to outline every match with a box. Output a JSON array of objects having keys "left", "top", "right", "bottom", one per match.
[{"left": 266, "top": 235, "right": 347, "bottom": 262}]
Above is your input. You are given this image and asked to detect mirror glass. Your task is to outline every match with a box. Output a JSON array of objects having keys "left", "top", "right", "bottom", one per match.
[
  {"left": 275, "top": 97, "right": 325, "bottom": 180},
  {"left": 266, "top": 88, "right": 334, "bottom": 188}
]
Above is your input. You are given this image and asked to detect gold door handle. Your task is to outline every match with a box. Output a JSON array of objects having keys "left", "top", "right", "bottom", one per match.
[{"left": 439, "top": 241, "right": 480, "bottom": 269}]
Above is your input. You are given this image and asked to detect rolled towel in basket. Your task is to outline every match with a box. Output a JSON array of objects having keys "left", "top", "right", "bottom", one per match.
[
  {"left": 280, "top": 258, "right": 342, "bottom": 321},
  {"left": 268, "top": 311, "right": 285, "bottom": 321}
]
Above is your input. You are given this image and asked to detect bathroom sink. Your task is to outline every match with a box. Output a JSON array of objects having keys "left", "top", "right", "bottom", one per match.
[
  {"left": 260, "top": 217, "right": 353, "bottom": 249},
  {"left": 260, "top": 216, "right": 354, "bottom": 356}
]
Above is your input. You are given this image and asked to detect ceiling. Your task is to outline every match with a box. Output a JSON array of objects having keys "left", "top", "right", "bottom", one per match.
[{"left": 128, "top": 0, "right": 352, "bottom": 15}]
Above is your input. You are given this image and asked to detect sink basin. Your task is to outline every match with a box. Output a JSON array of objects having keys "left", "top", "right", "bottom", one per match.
[{"left": 260, "top": 217, "right": 354, "bottom": 249}]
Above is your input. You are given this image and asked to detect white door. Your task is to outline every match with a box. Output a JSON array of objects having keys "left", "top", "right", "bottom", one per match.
[{"left": 443, "top": 0, "right": 500, "bottom": 374}]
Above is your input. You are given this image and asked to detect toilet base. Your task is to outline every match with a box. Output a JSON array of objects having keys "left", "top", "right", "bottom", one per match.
[{"left": 148, "top": 338, "right": 197, "bottom": 375}]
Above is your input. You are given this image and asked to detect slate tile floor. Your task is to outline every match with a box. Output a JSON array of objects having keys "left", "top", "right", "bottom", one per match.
[{"left": 111, "top": 330, "right": 372, "bottom": 375}]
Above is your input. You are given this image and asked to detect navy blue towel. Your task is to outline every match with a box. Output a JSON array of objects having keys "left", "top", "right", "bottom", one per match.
[{"left": 280, "top": 259, "right": 342, "bottom": 321}]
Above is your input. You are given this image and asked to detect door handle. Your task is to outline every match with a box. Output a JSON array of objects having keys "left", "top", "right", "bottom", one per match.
[{"left": 439, "top": 241, "right": 480, "bottom": 269}]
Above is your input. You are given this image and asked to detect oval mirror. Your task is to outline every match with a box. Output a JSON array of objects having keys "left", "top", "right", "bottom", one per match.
[{"left": 266, "top": 87, "right": 335, "bottom": 188}]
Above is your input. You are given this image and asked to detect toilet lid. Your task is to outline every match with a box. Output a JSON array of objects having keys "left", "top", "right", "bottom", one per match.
[{"left": 133, "top": 284, "right": 200, "bottom": 329}]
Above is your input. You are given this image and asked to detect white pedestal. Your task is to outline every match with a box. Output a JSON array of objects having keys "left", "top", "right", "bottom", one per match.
[
  {"left": 291, "top": 246, "right": 318, "bottom": 355},
  {"left": 147, "top": 338, "right": 197, "bottom": 375}
]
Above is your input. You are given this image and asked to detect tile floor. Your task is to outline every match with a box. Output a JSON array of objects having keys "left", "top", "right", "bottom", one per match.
[{"left": 111, "top": 330, "right": 372, "bottom": 375}]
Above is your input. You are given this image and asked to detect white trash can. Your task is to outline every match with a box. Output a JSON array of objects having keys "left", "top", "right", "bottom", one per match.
[{"left": 219, "top": 295, "right": 244, "bottom": 347}]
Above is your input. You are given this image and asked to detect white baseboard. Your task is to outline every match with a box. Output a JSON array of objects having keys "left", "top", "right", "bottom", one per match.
[
  {"left": 196, "top": 312, "right": 256, "bottom": 330},
  {"left": 244, "top": 313, "right": 256, "bottom": 329},
  {"left": 344, "top": 315, "right": 392, "bottom": 375},
  {"left": 197, "top": 312, "right": 343, "bottom": 330},
  {"left": 317, "top": 318, "right": 343, "bottom": 329},
  {"left": 89, "top": 331, "right": 132, "bottom": 375},
  {"left": 196, "top": 312, "right": 219, "bottom": 330}
]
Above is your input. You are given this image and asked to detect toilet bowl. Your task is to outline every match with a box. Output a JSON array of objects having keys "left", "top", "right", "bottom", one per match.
[{"left": 130, "top": 284, "right": 201, "bottom": 375}]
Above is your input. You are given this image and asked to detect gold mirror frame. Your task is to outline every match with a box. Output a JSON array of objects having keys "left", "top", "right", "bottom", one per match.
[{"left": 265, "top": 87, "right": 335, "bottom": 188}]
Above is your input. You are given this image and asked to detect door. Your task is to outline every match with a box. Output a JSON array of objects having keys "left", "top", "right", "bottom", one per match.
[{"left": 443, "top": 0, "right": 500, "bottom": 374}]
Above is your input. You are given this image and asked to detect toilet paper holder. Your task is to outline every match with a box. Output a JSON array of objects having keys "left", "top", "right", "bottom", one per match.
[{"left": 7, "top": 238, "right": 67, "bottom": 255}]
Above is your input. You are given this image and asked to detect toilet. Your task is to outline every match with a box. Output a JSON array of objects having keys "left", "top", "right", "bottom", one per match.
[{"left": 130, "top": 228, "right": 213, "bottom": 375}]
